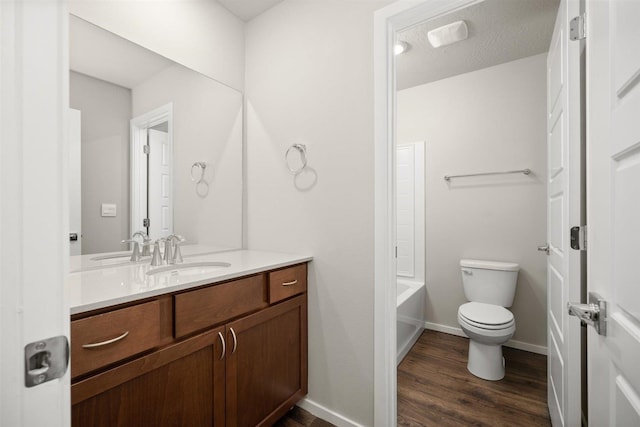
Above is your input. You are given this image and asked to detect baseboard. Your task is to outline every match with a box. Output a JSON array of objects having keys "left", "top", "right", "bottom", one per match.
[
  {"left": 297, "top": 398, "right": 366, "bottom": 427},
  {"left": 424, "top": 321, "right": 466, "bottom": 338},
  {"left": 424, "top": 321, "right": 547, "bottom": 355}
]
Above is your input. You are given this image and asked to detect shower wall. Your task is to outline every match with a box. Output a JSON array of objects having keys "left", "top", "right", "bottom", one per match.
[{"left": 397, "top": 53, "right": 548, "bottom": 351}]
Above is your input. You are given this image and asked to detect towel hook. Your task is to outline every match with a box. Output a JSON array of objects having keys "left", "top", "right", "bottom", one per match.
[
  {"left": 285, "top": 144, "right": 307, "bottom": 175},
  {"left": 190, "top": 162, "right": 207, "bottom": 183}
]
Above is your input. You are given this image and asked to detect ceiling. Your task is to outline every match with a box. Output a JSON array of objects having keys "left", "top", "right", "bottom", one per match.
[
  {"left": 217, "top": 0, "right": 284, "bottom": 21},
  {"left": 70, "top": 15, "right": 175, "bottom": 89},
  {"left": 395, "top": 0, "right": 560, "bottom": 91}
]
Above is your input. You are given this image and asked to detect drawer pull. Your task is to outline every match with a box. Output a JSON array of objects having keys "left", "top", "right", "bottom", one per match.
[
  {"left": 230, "top": 327, "right": 237, "bottom": 354},
  {"left": 218, "top": 331, "right": 226, "bottom": 360},
  {"left": 81, "top": 331, "right": 129, "bottom": 349},
  {"left": 282, "top": 280, "right": 298, "bottom": 287}
]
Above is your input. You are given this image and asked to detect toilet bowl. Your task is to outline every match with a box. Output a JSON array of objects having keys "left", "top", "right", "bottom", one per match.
[
  {"left": 458, "top": 259, "right": 519, "bottom": 381},
  {"left": 458, "top": 302, "right": 515, "bottom": 380}
]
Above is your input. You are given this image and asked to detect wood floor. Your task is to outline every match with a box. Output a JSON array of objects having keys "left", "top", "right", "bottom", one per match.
[
  {"left": 274, "top": 406, "right": 336, "bottom": 427},
  {"left": 398, "top": 330, "right": 551, "bottom": 427}
]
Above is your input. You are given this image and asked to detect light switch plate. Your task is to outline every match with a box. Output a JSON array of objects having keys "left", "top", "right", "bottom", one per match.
[{"left": 101, "top": 203, "right": 117, "bottom": 217}]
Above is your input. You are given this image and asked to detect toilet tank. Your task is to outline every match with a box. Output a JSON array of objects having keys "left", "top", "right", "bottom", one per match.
[{"left": 460, "top": 259, "right": 519, "bottom": 307}]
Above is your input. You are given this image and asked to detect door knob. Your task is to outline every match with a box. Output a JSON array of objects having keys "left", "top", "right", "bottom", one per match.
[
  {"left": 568, "top": 292, "right": 607, "bottom": 336},
  {"left": 537, "top": 244, "right": 550, "bottom": 255}
]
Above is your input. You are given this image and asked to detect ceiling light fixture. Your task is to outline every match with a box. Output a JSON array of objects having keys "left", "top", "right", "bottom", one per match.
[
  {"left": 427, "top": 20, "right": 468, "bottom": 48},
  {"left": 394, "top": 41, "right": 410, "bottom": 55}
]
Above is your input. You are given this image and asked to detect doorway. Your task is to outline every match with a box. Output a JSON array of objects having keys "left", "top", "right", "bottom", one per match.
[{"left": 374, "top": 0, "right": 584, "bottom": 425}]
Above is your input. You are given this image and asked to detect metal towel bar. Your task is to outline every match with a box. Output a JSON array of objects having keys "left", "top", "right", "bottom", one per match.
[{"left": 444, "top": 168, "right": 531, "bottom": 181}]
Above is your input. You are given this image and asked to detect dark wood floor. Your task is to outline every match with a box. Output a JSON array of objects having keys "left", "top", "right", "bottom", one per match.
[
  {"left": 398, "top": 330, "right": 551, "bottom": 427},
  {"left": 274, "top": 406, "right": 336, "bottom": 427}
]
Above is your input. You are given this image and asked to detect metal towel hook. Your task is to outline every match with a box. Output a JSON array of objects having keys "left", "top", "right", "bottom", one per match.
[
  {"left": 190, "top": 162, "right": 207, "bottom": 183},
  {"left": 285, "top": 144, "right": 307, "bottom": 175}
]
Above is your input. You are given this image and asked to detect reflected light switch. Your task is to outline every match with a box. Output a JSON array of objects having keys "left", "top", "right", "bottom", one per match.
[{"left": 101, "top": 203, "right": 117, "bottom": 217}]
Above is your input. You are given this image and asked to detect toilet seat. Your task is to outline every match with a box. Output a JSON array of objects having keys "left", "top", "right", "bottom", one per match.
[{"left": 458, "top": 302, "right": 514, "bottom": 331}]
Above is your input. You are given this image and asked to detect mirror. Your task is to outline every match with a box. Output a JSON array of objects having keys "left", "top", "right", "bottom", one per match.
[{"left": 69, "top": 15, "right": 243, "bottom": 259}]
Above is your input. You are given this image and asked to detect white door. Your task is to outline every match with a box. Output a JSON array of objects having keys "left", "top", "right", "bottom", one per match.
[
  {"left": 546, "top": 0, "right": 582, "bottom": 425},
  {"left": 586, "top": 1, "right": 640, "bottom": 425},
  {"left": 0, "top": 0, "right": 70, "bottom": 425},
  {"left": 69, "top": 108, "right": 82, "bottom": 255},
  {"left": 148, "top": 128, "right": 172, "bottom": 240}
]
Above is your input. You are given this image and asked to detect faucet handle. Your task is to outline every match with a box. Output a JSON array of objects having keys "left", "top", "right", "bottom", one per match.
[
  {"left": 163, "top": 238, "right": 174, "bottom": 264},
  {"left": 151, "top": 239, "right": 164, "bottom": 266},
  {"left": 121, "top": 239, "right": 141, "bottom": 262},
  {"left": 140, "top": 237, "right": 153, "bottom": 257},
  {"left": 173, "top": 240, "right": 184, "bottom": 264}
]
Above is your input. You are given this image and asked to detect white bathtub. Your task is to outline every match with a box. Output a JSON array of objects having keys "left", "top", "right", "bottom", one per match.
[{"left": 397, "top": 279, "right": 425, "bottom": 364}]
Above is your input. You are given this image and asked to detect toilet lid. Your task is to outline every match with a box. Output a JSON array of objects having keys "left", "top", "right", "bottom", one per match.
[{"left": 458, "top": 302, "right": 514, "bottom": 328}]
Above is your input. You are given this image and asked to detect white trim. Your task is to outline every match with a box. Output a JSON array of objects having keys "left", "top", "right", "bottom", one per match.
[
  {"left": 424, "top": 322, "right": 548, "bottom": 355},
  {"left": 298, "top": 398, "right": 366, "bottom": 427},
  {"left": 373, "top": 1, "right": 483, "bottom": 425}
]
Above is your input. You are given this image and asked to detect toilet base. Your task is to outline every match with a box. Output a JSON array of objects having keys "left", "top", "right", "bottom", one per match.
[{"left": 467, "top": 339, "right": 505, "bottom": 381}]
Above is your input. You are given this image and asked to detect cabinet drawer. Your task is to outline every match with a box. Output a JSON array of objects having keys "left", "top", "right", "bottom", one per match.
[
  {"left": 268, "top": 264, "right": 307, "bottom": 304},
  {"left": 174, "top": 274, "right": 268, "bottom": 339},
  {"left": 71, "top": 300, "right": 161, "bottom": 378}
]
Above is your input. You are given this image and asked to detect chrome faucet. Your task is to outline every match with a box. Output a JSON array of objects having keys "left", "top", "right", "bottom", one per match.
[
  {"left": 163, "top": 234, "right": 185, "bottom": 265},
  {"left": 132, "top": 231, "right": 152, "bottom": 256},
  {"left": 121, "top": 238, "right": 142, "bottom": 262},
  {"left": 122, "top": 231, "right": 152, "bottom": 262}
]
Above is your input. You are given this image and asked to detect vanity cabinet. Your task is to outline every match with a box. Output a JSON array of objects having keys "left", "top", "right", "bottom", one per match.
[
  {"left": 70, "top": 263, "right": 308, "bottom": 427},
  {"left": 226, "top": 295, "right": 307, "bottom": 426}
]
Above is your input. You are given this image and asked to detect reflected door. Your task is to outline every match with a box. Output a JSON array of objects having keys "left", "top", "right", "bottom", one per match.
[{"left": 148, "top": 128, "right": 172, "bottom": 239}]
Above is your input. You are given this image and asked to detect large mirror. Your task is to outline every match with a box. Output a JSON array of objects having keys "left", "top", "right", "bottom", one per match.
[{"left": 69, "top": 15, "right": 243, "bottom": 260}]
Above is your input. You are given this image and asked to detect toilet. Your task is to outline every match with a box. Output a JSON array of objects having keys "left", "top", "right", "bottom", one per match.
[{"left": 457, "top": 259, "right": 519, "bottom": 381}]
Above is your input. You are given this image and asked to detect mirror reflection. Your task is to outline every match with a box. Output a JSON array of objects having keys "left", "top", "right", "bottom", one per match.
[{"left": 69, "top": 15, "right": 243, "bottom": 257}]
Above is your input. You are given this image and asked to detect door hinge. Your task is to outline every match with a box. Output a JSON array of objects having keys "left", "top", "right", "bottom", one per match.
[
  {"left": 143, "top": 145, "right": 150, "bottom": 155},
  {"left": 570, "top": 14, "right": 586, "bottom": 41},
  {"left": 143, "top": 218, "right": 150, "bottom": 228},
  {"left": 570, "top": 225, "right": 587, "bottom": 251}
]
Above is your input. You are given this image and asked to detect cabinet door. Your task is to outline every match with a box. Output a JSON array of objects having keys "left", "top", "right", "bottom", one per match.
[
  {"left": 226, "top": 294, "right": 308, "bottom": 427},
  {"left": 71, "top": 328, "right": 226, "bottom": 427}
]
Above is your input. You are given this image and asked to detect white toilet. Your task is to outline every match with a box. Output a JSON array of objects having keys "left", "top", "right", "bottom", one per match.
[{"left": 457, "top": 259, "right": 519, "bottom": 381}]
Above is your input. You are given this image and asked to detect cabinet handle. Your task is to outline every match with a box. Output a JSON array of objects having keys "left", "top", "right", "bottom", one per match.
[
  {"left": 230, "top": 327, "right": 237, "bottom": 354},
  {"left": 282, "top": 280, "right": 298, "bottom": 287},
  {"left": 218, "top": 331, "right": 226, "bottom": 360},
  {"left": 81, "top": 331, "right": 129, "bottom": 349}
]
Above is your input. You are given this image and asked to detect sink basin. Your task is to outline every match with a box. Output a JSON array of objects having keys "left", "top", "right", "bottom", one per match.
[{"left": 146, "top": 261, "right": 231, "bottom": 277}]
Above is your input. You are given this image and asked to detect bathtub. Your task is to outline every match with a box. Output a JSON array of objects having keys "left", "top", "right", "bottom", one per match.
[{"left": 397, "top": 279, "right": 425, "bottom": 364}]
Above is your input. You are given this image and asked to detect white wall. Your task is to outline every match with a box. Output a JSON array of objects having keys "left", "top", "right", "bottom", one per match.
[
  {"left": 132, "top": 63, "right": 243, "bottom": 249},
  {"left": 245, "top": 1, "right": 391, "bottom": 425},
  {"left": 397, "top": 54, "right": 548, "bottom": 349},
  {"left": 70, "top": 71, "right": 131, "bottom": 254},
  {"left": 68, "top": 0, "right": 245, "bottom": 91}
]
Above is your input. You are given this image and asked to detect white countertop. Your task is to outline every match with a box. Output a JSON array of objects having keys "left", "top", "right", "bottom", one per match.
[
  {"left": 70, "top": 244, "right": 236, "bottom": 273},
  {"left": 67, "top": 249, "right": 312, "bottom": 315}
]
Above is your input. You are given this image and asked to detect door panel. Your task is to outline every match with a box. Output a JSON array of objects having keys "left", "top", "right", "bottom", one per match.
[
  {"left": 587, "top": 0, "right": 640, "bottom": 424},
  {"left": 1, "top": 1, "right": 70, "bottom": 424},
  {"left": 546, "top": 1, "right": 582, "bottom": 425},
  {"left": 148, "top": 128, "right": 172, "bottom": 239}
]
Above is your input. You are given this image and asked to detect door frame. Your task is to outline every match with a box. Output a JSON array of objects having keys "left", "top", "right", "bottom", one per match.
[{"left": 373, "top": 0, "right": 483, "bottom": 424}]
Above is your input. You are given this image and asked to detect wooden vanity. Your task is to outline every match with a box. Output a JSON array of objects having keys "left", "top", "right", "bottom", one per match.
[{"left": 70, "top": 262, "right": 308, "bottom": 427}]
